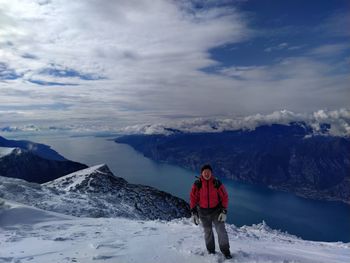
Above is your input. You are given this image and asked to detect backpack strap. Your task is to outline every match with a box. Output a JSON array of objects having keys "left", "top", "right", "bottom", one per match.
[
  {"left": 213, "top": 178, "right": 222, "bottom": 205},
  {"left": 194, "top": 179, "right": 202, "bottom": 189},
  {"left": 194, "top": 177, "right": 221, "bottom": 190},
  {"left": 213, "top": 178, "right": 222, "bottom": 189}
]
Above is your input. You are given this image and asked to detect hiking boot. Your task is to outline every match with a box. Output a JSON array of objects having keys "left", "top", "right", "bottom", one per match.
[
  {"left": 208, "top": 250, "right": 216, "bottom": 255},
  {"left": 224, "top": 253, "right": 232, "bottom": 259}
]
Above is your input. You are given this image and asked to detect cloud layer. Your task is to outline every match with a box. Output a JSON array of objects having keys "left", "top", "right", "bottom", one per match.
[
  {"left": 0, "top": 0, "right": 349, "bottom": 129},
  {"left": 120, "top": 109, "right": 350, "bottom": 137}
]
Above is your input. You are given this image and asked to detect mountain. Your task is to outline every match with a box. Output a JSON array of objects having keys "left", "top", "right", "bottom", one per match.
[
  {"left": 1, "top": 199, "right": 349, "bottom": 263},
  {"left": 0, "top": 164, "right": 190, "bottom": 220},
  {"left": 0, "top": 135, "right": 66, "bottom": 161},
  {"left": 0, "top": 136, "right": 88, "bottom": 183},
  {"left": 115, "top": 122, "right": 350, "bottom": 204}
]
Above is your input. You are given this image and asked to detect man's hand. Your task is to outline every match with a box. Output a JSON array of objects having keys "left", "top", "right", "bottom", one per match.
[
  {"left": 191, "top": 208, "right": 200, "bottom": 225},
  {"left": 218, "top": 208, "right": 227, "bottom": 222}
]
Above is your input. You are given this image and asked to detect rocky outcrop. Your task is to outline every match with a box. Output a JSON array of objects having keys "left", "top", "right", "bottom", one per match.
[{"left": 0, "top": 164, "right": 190, "bottom": 220}]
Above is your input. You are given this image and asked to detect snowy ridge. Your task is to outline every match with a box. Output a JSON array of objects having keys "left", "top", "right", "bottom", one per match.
[
  {"left": 44, "top": 164, "right": 108, "bottom": 191},
  {"left": 120, "top": 109, "right": 350, "bottom": 137},
  {"left": 0, "top": 164, "right": 190, "bottom": 220},
  {"left": 1, "top": 199, "right": 349, "bottom": 263}
]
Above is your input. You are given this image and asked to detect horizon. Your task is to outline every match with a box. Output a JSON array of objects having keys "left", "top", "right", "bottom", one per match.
[{"left": 1, "top": 108, "right": 349, "bottom": 137}]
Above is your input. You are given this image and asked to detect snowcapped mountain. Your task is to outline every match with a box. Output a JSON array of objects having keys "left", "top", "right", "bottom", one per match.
[
  {"left": 0, "top": 164, "right": 190, "bottom": 220},
  {"left": 1, "top": 199, "right": 349, "bottom": 263},
  {"left": 0, "top": 136, "right": 88, "bottom": 183}
]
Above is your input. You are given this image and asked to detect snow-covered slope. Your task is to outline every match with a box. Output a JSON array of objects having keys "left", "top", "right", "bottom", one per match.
[
  {"left": 0, "top": 164, "right": 190, "bottom": 220},
  {"left": 0, "top": 199, "right": 73, "bottom": 226},
  {"left": 1, "top": 199, "right": 349, "bottom": 263}
]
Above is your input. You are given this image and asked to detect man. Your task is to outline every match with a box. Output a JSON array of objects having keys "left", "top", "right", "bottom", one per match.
[{"left": 190, "top": 164, "right": 232, "bottom": 259}]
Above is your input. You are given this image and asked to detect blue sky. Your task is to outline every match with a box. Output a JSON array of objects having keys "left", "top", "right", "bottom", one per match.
[
  {"left": 207, "top": 0, "right": 350, "bottom": 68},
  {"left": 0, "top": 0, "right": 349, "bottom": 131}
]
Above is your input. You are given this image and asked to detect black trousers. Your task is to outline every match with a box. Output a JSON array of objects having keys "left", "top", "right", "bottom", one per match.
[{"left": 199, "top": 207, "right": 230, "bottom": 255}]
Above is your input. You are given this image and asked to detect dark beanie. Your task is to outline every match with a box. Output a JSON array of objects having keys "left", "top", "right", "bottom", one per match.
[{"left": 200, "top": 164, "right": 213, "bottom": 173}]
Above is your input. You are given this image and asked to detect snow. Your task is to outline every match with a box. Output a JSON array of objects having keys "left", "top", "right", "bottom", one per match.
[
  {"left": 44, "top": 164, "right": 107, "bottom": 191},
  {"left": 1, "top": 199, "right": 349, "bottom": 263},
  {"left": 0, "top": 200, "right": 73, "bottom": 226},
  {"left": 0, "top": 165, "right": 190, "bottom": 220}
]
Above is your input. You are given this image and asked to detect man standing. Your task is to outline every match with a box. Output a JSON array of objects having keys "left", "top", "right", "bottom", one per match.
[{"left": 190, "top": 164, "right": 232, "bottom": 259}]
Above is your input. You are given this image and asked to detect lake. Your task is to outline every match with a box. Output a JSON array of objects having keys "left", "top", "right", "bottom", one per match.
[{"left": 6, "top": 133, "right": 350, "bottom": 242}]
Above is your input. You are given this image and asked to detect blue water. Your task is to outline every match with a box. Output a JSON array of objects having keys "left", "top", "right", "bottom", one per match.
[{"left": 6, "top": 133, "right": 350, "bottom": 242}]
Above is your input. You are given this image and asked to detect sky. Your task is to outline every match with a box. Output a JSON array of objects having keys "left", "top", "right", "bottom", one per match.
[{"left": 0, "top": 0, "right": 349, "bottom": 131}]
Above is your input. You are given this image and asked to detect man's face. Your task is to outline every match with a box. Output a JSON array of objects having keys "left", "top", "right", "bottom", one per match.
[{"left": 201, "top": 169, "right": 212, "bottom": 180}]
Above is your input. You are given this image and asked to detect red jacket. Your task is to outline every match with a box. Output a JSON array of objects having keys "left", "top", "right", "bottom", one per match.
[{"left": 190, "top": 176, "right": 228, "bottom": 210}]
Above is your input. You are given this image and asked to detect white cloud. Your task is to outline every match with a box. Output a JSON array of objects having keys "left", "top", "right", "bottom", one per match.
[
  {"left": 0, "top": 0, "right": 349, "bottom": 130},
  {"left": 0, "top": 0, "right": 250, "bottom": 79},
  {"left": 318, "top": 10, "right": 350, "bottom": 37},
  {"left": 264, "top": 42, "right": 288, "bottom": 52},
  {"left": 264, "top": 42, "right": 305, "bottom": 53},
  {"left": 0, "top": 0, "right": 252, "bottom": 126},
  {"left": 120, "top": 109, "right": 350, "bottom": 137},
  {"left": 308, "top": 43, "right": 349, "bottom": 57}
]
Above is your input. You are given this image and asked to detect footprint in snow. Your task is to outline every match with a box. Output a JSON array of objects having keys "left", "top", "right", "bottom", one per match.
[
  {"left": 96, "top": 243, "right": 126, "bottom": 250},
  {"left": 92, "top": 255, "right": 121, "bottom": 260}
]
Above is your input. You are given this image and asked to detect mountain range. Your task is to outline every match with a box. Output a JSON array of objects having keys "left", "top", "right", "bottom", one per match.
[
  {"left": 0, "top": 133, "right": 349, "bottom": 262},
  {"left": 115, "top": 122, "right": 350, "bottom": 204}
]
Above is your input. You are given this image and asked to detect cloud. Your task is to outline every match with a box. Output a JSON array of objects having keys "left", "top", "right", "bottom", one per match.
[
  {"left": 0, "top": 0, "right": 250, "bottom": 79},
  {"left": 0, "top": 0, "right": 349, "bottom": 130},
  {"left": 0, "top": 62, "right": 21, "bottom": 80},
  {"left": 318, "top": 10, "right": 350, "bottom": 37},
  {"left": 120, "top": 109, "right": 350, "bottom": 137},
  {"left": 0, "top": 0, "right": 251, "bottom": 125},
  {"left": 264, "top": 42, "right": 304, "bottom": 52},
  {"left": 264, "top": 42, "right": 288, "bottom": 52},
  {"left": 308, "top": 43, "right": 349, "bottom": 57}
]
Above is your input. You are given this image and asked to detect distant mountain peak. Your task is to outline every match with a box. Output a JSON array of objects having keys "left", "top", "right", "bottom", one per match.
[
  {"left": 44, "top": 164, "right": 127, "bottom": 192},
  {"left": 0, "top": 135, "right": 67, "bottom": 161},
  {"left": 0, "top": 136, "right": 88, "bottom": 184}
]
